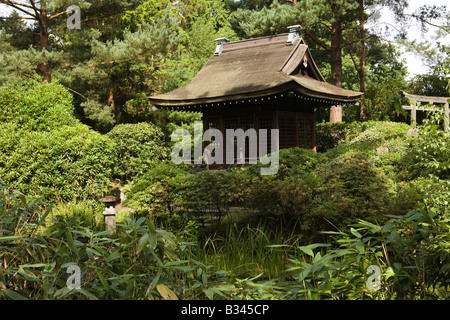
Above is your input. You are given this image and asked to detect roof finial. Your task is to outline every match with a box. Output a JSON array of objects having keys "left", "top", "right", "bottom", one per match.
[
  {"left": 287, "top": 25, "right": 301, "bottom": 45},
  {"left": 214, "top": 37, "right": 229, "bottom": 56}
]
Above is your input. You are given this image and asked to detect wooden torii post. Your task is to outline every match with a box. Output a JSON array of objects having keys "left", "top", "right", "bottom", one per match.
[{"left": 400, "top": 91, "right": 449, "bottom": 132}]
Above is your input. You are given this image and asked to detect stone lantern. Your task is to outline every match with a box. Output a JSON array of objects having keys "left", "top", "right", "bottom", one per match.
[{"left": 99, "top": 196, "right": 119, "bottom": 234}]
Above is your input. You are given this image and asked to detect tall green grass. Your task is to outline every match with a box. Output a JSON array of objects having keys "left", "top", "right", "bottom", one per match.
[{"left": 196, "top": 223, "right": 302, "bottom": 281}]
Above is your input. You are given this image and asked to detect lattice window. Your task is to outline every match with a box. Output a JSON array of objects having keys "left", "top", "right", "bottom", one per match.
[
  {"left": 240, "top": 115, "right": 255, "bottom": 161},
  {"left": 224, "top": 115, "right": 255, "bottom": 162},
  {"left": 204, "top": 119, "right": 221, "bottom": 160},
  {"left": 205, "top": 119, "right": 219, "bottom": 131},
  {"left": 297, "top": 117, "right": 314, "bottom": 149},
  {"left": 240, "top": 115, "right": 254, "bottom": 130},
  {"left": 258, "top": 116, "right": 273, "bottom": 156},
  {"left": 224, "top": 116, "right": 238, "bottom": 163},
  {"left": 278, "top": 116, "right": 296, "bottom": 149}
]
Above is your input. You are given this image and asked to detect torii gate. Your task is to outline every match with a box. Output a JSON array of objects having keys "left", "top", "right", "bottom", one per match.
[{"left": 400, "top": 91, "right": 449, "bottom": 132}]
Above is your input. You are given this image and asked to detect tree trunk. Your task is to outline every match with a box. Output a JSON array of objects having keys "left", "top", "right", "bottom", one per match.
[
  {"left": 359, "top": 0, "right": 366, "bottom": 120},
  {"left": 37, "top": 9, "right": 51, "bottom": 83},
  {"left": 329, "top": 18, "right": 343, "bottom": 123}
]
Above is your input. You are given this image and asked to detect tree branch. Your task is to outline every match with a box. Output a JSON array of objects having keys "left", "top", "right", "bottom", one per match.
[
  {"left": 0, "top": 1, "right": 37, "bottom": 18},
  {"left": 0, "top": 16, "right": 35, "bottom": 20},
  {"left": 28, "top": 0, "right": 41, "bottom": 19},
  {"left": 304, "top": 29, "right": 331, "bottom": 51},
  {"left": 3, "top": 0, "right": 35, "bottom": 10},
  {"left": 410, "top": 14, "right": 450, "bottom": 35},
  {"left": 22, "top": 73, "right": 89, "bottom": 100},
  {"left": 349, "top": 51, "right": 361, "bottom": 75}
]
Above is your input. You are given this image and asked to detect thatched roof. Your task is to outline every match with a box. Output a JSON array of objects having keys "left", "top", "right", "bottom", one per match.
[{"left": 149, "top": 33, "right": 363, "bottom": 107}]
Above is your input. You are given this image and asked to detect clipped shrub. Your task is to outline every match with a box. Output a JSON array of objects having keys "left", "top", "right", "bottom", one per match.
[
  {"left": 106, "top": 122, "right": 170, "bottom": 181},
  {"left": 123, "top": 161, "right": 192, "bottom": 216},
  {"left": 0, "top": 123, "right": 117, "bottom": 202},
  {"left": 315, "top": 121, "right": 348, "bottom": 152},
  {"left": 0, "top": 80, "right": 78, "bottom": 131},
  {"left": 247, "top": 147, "right": 327, "bottom": 179},
  {"left": 300, "top": 152, "right": 395, "bottom": 243},
  {"left": 241, "top": 174, "right": 316, "bottom": 220},
  {"left": 343, "top": 120, "right": 410, "bottom": 144},
  {"left": 181, "top": 170, "right": 244, "bottom": 226},
  {"left": 322, "top": 121, "right": 411, "bottom": 181}
]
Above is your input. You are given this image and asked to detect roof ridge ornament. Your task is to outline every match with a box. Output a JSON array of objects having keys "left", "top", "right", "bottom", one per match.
[
  {"left": 287, "top": 25, "right": 301, "bottom": 45},
  {"left": 214, "top": 37, "right": 229, "bottom": 56}
]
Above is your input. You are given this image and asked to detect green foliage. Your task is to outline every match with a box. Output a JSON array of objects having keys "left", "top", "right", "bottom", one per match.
[
  {"left": 407, "top": 64, "right": 449, "bottom": 97},
  {"left": 247, "top": 147, "right": 327, "bottom": 179},
  {"left": 316, "top": 120, "right": 411, "bottom": 178},
  {"left": 323, "top": 121, "right": 411, "bottom": 164},
  {"left": 232, "top": 0, "right": 298, "bottom": 38},
  {"left": 301, "top": 152, "right": 394, "bottom": 243},
  {"left": 363, "top": 42, "right": 409, "bottom": 121},
  {"left": 124, "top": 162, "right": 192, "bottom": 217},
  {"left": 0, "top": 185, "right": 232, "bottom": 300},
  {"left": 399, "top": 176, "right": 450, "bottom": 217},
  {"left": 285, "top": 207, "right": 450, "bottom": 300},
  {"left": 315, "top": 122, "right": 348, "bottom": 152},
  {"left": 241, "top": 174, "right": 317, "bottom": 223},
  {"left": 53, "top": 7, "right": 182, "bottom": 130},
  {"left": 118, "top": 0, "right": 172, "bottom": 35},
  {"left": 0, "top": 80, "right": 78, "bottom": 131},
  {"left": 106, "top": 122, "right": 170, "bottom": 181},
  {"left": 399, "top": 115, "right": 450, "bottom": 180},
  {"left": 0, "top": 123, "right": 116, "bottom": 202}
]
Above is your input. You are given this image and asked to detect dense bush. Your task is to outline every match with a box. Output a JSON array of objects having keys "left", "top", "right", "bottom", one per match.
[
  {"left": 241, "top": 175, "right": 316, "bottom": 226},
  {"left": 247, "top": 147, "right": 327, "bottom": 179},
  {"left": 315, "top": 122, "right": 348, "bottom": 152},
  {"left": 399, "top": 117, "right": 450, "bottom": 180},
  {"left": 0, "top": 123, "right": 116, "bottom": 202},
  {"left": 106, "top": 122, "right": 170, "bottom": 181},
  {"left": 323, "top": 121, "right": 410, "bottom": 160},
  {"left": 0, "top": 80, "right": 79, "bottom": 131},
  {"left": 124, "top": 162, "right": 192, "bottom": 216},
  {"left": 181, "top": 170, "right": 243, "bottom": 216},
  {"left": 299, "top": 152, "right": 395, "bottom": 242},
  {"left": 0, "top": 80, "right": 119, "bottom": 202}
]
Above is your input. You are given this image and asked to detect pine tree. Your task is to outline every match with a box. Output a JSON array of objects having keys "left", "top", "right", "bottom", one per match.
[
  {"left": 232, "top": 0, "right": 411, "bottom": 122},
  {"left": 1, "top": 0, "right": 239, "bottom": 130},
  {"left": 0, "top": 1, "right": 180, "bottom": 129}
]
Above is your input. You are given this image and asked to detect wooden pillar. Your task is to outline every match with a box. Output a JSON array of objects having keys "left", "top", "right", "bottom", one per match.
[
  {"left": 444, "top": 102, "right": 449, "bottom": 132},
  {"left": 411, "top": 99, "right": 417, "bottom": 126},
  {"left": 273, "top": 112, "right": 279, "bottom": 152},
  {"left": 312, "top": 115, "right": 317, "bottom": 152},
  {"left": 219, "top": 114, "right": 225, "bottom": 166},
  {"left": 330, "top": 105, "right": 342, "bottom": 123}
]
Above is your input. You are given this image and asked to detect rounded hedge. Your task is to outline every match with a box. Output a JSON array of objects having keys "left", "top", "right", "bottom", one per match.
[
  {"left": 106, "top": 122, "right": 170, "bottom": 181},
  {"left": 0, "top": 123, "right": 117, "bottom": 202},
  {"left": 0, "top": 80, "right": 79, "bottom": 131}
]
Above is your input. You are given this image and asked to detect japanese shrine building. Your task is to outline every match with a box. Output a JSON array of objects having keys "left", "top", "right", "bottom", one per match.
[{"left": 149, "top": 26, "right": 363, "bottom": 165}]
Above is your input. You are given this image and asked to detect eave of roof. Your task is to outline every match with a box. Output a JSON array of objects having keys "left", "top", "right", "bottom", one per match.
[{"left": 149, "top": 34, "right": 363, "bottom": 107}]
